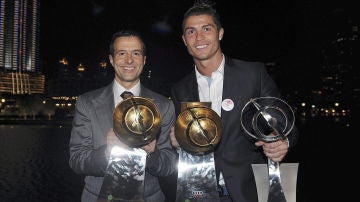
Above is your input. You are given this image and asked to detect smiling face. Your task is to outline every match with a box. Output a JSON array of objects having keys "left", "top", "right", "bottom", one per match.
[
  {"left": 109, "top": 36, "right": 146, "bottom": 89},
  {"left": 182, "top": 14, "right": 224, "bottom": 63}
]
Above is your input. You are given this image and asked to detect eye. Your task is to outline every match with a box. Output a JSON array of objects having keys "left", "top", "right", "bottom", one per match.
[
  {"left": 185, "top": 29, "right": 195, "bottom": 35},
  {"left": 116, "top": 51, "right": 126, "bottom": 57},
  {"left": 133, "top": 51, "right": 143, "bottom": 57},
  {"left": 203, "top": 26, "right": 212, "bottom": 32}
]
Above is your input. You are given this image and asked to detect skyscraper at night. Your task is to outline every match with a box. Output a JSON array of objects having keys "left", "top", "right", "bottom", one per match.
[
  {"left": 0, "top": 0, "right": 44, "bottom": 94},
  {"left": 320, "top": 9, "right": 359, "bottom": 110}
]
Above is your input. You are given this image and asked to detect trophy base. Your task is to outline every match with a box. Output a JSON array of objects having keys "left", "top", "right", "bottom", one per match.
[
  {"left": 98, "top": 146, "right": 147, "bottom": 202},
  {"left": 252, "top": 163, "right": 299, "bottom": 202},
  {"left": 176, "top": 149, "right": 219, "bottom": 202}
]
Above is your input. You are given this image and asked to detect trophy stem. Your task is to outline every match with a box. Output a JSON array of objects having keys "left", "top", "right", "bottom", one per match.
[{"left": 267, "top": 159, "right": 287, "bottom": 202}]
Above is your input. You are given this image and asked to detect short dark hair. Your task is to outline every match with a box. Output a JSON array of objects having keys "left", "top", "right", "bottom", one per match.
[
  {"left": 182, "top": 0, "right": 222, "bottom": 33},
  {"left": 109, "top": 30, "right": 146, "bottom": 56}
]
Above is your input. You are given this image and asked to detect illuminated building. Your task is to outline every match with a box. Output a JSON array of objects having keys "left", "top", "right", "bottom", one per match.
[
  {"left": 0, "top": 0, "right": 44, "bottom": 94},
  {"left": 46, "top": 57, "right": 114, "bottom": 97},
  {"left": 320, "top": 9, "right": 359, "bottom": 109}
]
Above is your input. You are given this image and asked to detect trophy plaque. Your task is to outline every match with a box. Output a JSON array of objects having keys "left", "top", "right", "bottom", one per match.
[
  {"left": 175, "top": 102, "right": 222, "bottom": 202},
  {"left": 240, "top": 97, "right": 297, "bottom": 202},
  {"left": 97, "top": 96, "right": 161, "bottom": 202}
]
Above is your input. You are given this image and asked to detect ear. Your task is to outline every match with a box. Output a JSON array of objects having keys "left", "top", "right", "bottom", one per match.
[
  {"left": 182, "top": 35, "right": 187, "bottom": 46},
  {"left": 109, "top": 55, "right": 114, "bottom": 66},
  {"left": 219, "top": 28, "right": 224, "bottom": 40},
  {"left": 143, "top": 56, "right": 147, "bottom": 65}
]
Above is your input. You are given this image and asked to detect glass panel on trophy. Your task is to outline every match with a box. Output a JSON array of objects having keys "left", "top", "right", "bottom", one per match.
[
  {"left": 240, "top": 97, "right": 298, "bottom": 202},
  {"left": 97, "top": 96, "right": 161, "bottom": 202},
  {"left": 174, "top": 102, "right": 222, "bottom": 202}
]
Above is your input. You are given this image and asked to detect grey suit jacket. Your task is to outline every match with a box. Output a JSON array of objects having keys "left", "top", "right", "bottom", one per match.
[
  {"left": 69, "top": 81, "right": 177, "bottom": 202},
  {"left": 171, "top": 56, "right": 299, "bottom": 202}
]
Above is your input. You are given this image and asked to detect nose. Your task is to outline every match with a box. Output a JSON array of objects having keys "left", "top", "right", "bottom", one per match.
[
  {"left": 196, "top": 31, "right": 205, "bottom": 41},
  {"left": 125, "top": 54, "right": 133, "bottom": 64}
]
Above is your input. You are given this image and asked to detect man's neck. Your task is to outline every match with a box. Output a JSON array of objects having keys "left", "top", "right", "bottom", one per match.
[
  {"left": 115, "top": 78, "right": 140, "bottom": 90},
  {"left": 194, "top": 52, "right": 223, "bottom": 77}
]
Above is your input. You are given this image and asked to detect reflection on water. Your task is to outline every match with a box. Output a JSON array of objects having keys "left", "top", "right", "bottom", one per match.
[{"left": 0, "top": 124, "right": 84, "bottom": 202}]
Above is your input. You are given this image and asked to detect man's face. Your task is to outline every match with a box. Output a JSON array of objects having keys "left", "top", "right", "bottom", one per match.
[
  {"left": 182, "top": 14, "right": 224, "bottom": 61},
  {"left": 109, "top": 36, "right": 146, "bottom": 88}
]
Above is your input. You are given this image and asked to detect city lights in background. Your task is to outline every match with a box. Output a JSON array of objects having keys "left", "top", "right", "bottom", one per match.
[{"left": 0, "top": 0, "right": 357, "bottom": 125}]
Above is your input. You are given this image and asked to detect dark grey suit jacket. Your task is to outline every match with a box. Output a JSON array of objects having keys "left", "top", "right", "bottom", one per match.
[
  {"left": 170, "top": 56, "right": 299, "bottom": 202},
  {"left": 69, "top": 81, "right": 177, "bottom": 202}
]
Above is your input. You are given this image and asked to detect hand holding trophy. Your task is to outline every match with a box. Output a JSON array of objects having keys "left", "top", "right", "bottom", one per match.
[{"left": 241, "top": 97, "right": 297, "bottom": 202}]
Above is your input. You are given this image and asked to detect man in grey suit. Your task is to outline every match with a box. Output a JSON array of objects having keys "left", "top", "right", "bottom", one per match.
[
  {"left": 69, "top": 30, "right": 177, "bottom": 202},
  {"left": 167, "top": 2, "right": 300, "bottom": 202}
]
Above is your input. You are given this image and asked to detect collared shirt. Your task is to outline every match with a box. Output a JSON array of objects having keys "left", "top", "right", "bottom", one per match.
[
  {"left": 196, "top": 55, "right": 228, "bottom": 192},
  {"left": 113, "top": 80, "right": 141, "bottom": 107},
  {"left": 195, "top": 55, "right": 225, "bottom": 117}
]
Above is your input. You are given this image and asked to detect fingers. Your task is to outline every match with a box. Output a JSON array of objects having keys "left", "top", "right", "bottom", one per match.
[
  {"left": 256, "top": 139, "right": 289, "bottom": 162},
  {"left": 264, "top": 148, "right": 287, "bottom": 162},
  {"left": 142, "top": 139, "right": 156, "bottom": 155},
  {"left": 106, "top": 128, "right": 115, "bottom": 137},
  {"left": 255, "top": 141, "right": 265, "bottom": 147},
  {"left": 106, "top": 128, "right": 129, "bottom": 155}
]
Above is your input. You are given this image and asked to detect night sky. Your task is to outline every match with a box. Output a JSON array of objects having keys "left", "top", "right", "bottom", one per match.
[{"left": 40, "top": 0, "right": 358, "bottom": 92}]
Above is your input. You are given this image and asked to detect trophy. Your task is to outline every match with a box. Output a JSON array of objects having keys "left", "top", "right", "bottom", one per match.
[
  {"left": 97, "top": 96, "right": 161, "bottom": 202},
  {"left": 240, "top": 97, "right": 298, "bottom": 202},
  {"left": 174, "top": 102, "right": 222, "bottom": 202}
]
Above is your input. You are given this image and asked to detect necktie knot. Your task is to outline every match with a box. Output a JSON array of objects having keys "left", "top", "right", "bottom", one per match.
[{"left": 120, "top": 91, "right": 133, "bottom": 99}]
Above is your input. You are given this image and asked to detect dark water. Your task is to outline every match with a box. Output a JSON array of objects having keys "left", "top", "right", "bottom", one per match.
[
  {"left": 0, "top": 124, "right": 84, "bottom": 202},
  {"left": 0, "top": 119, "right": 355, "bottom": 202},
  {"left": 288, "top": 118, "right": 355, "bottom": 202}
]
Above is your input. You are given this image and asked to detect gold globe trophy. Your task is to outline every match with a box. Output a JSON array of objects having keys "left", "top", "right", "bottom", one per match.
[
  {"left": 113, "top": 96, "right": 160, "bottom": 147},
  {"left": 241, "top": 97, "right": 298, "bottom": 202},
  {"left": 98, "top": 96, "right": 161, "bottom": 202},
  {"left": 175, "top": 102, "right": 222, "bottom": 202}
]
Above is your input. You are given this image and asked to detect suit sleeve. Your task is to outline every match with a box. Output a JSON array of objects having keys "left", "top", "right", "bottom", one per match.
[
  {"left": 145, "top": 98, "right": 177, "bottom": 177},
  {"left": 68, "top": 95, "right": 108, "bottom": 176},
  {"left": 259, "top": 63, "right": 281, "bottom": 98},
  {"left": 170, "top": 87, "right": 181, "bottom": 116}
]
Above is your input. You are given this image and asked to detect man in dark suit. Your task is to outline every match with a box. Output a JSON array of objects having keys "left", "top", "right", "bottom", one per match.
[
  {"left": 69, "top": 30, "right": 177, "bottom": 202},
  {"left": 169, "top": 2, "right": 299, "bottom": 202}
]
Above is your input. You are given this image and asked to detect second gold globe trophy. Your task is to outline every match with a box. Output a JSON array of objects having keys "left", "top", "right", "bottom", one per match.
[{"left": 174, "top": 102, "right": 222, "bottom": 202}]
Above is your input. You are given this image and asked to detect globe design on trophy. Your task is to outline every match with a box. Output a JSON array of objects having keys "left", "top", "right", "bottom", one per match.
[
  {"left": 113, "top": 96, "right": 161, "bottom": 147},
  {"left": 240, "top": 97, "right": 295, "bottom": 202}
]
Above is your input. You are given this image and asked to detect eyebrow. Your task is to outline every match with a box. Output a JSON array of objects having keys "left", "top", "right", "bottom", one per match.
[
  {"left": 184, "top": 23, "right": 215, "bottom": 31},
  {"left": 115, "top": 48, "right": 143, "bottom": 52},
  {"left": 114, "top": 49, "right": 144, "bottom": 55}
]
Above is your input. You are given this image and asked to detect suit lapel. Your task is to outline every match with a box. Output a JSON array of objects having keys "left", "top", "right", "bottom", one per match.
[
  {"left": 221, "top": 58, "right": 248, "bottom": 135},
  {"left": 93, "top": 82, "right": 115, "bottom": 136},
  {"left": 223, "top": 57, "right": 240, "bottom": 105},
  {"left": 184, "top": 71, "right": 200, "bottom": 102},
  {"left": 139, "top": 85, "right": 151, "bottom": 98}
]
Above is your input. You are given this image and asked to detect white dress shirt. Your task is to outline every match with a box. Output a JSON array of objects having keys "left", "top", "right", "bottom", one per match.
[
  {"left": 113, "top": 80, "right": 141, "bottom": 107},
  {"left": 195, "top": 55, "right": 225, "bottom": 117}
]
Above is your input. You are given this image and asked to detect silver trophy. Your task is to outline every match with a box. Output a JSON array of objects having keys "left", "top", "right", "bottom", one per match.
[{"left": 240, "top": 97, "right": 298, "bottom": 202}]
